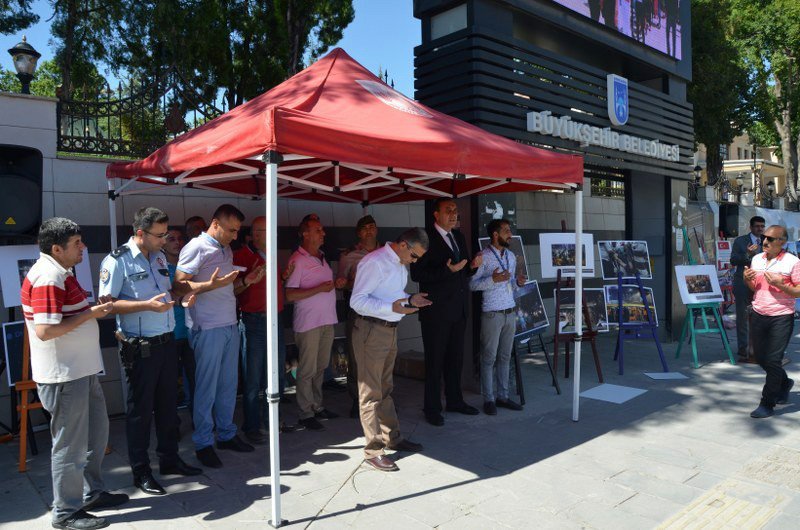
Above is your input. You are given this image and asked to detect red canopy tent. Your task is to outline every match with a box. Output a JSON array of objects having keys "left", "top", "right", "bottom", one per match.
[{"left": 107, "top": 48, "right": 586, "bottom": 527}]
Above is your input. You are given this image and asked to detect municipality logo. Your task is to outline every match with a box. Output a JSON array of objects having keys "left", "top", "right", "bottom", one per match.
[{"left": 607, "top": 74, "right": 628, "bottom": 126}]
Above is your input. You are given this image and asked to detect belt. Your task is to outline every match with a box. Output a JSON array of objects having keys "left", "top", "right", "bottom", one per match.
[
  {"left": 489, "top": 307, "right": 516, "bottom": 314},
  {"left": 356, "top": 314, "right": 399, "bottom": 328},
  {"left": 143, "top": 331, "right": 174, "bottom": 345}
]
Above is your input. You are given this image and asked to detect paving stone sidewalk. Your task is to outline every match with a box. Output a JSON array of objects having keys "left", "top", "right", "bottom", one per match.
[{"left": 2, "top": 328, "right": 800, "bottom": 529}]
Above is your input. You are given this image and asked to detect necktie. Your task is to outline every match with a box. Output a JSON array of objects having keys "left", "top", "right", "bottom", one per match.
[{"left": 447, "top": 232, "right": 460, "bottom": 261}]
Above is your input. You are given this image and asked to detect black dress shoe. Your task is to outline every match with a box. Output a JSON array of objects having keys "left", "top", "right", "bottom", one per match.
[
  {"left": 134, "top": 474, "right": 167, "bottom": 496},
  {"left": 83, "top": 491, "right": 129, "bottom": 511},
  {"left": 484, "top": 401, "right": 497, "bottom": 415},
  {"left": 196, "top": 446, "right": 223, "bottom": 468},
  {"left": 388, "top": 439, "right": 423, "bottom": 452},
  {"left": 216, "top": 434, "right": 255, "bottom": 452},
  {"left": 52, "top": 510, "right": 109, "bottom": 529},
  {"left": 425, "top": 413, "right": 444, "bottom": 426},
  {"left": 446, "top": 403, "right": 480, "bottom": 415},
  {"left": 160, "top": 457, "right": 202, "bottom": 476},
  {"left": 750, "top": 404, "right": 774, "bottom": 419},
  {"left": 496, "top": 398, "right": 523, "bottom": 411},
  {"left": 364, "top": 455, "right": 399, "bottom": 472},
  {"left": 298, "top": 417, "right": 325, "bottom": 431},
  {"left": 315, "top": 408, "right": 339, "bottom": 420}
]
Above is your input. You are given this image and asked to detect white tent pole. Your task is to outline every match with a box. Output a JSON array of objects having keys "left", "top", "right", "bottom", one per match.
[
  {"left": 572, "top": 185, "right": 584, "bottom": 422},
  {"left": 264, "top": 153, "right": 283, "bottom": 527},
  {"left": 108, "top": 179, "right": 118, "bottom": 249}
]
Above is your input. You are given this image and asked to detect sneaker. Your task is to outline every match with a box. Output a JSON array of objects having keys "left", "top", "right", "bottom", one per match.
[
  {"left": 244, "top": 430, "right": 269, "bottom": 445},
  {"left": 483, "top": 401, "right": 497, "bottom": 415},
  {"left": 52, "top": 510, "right": 109, "bottom": 530},
  {"left": 777, "top": 379, "right": 795, "bottom": 405},
  {"left": 299, "top": 417, "right": 325, "bottom": 431},
  {"left": 750, "top": 404, "right": 774, "bottom": 419},
  {"left": 83, "top": 491, "right": 129, "bottom": 511},
  {"left": 315, "top": 408, "right": 339, "bottom": 420},
  {"left": 216, "top": 434, "right": 255, "bottom": 453}
]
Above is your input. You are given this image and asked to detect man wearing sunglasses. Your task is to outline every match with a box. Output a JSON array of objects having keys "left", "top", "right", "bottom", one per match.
[
  {"left": 731, "top": 216, "right": 765, "bottom": 362},
  {"left": 99, "top": 207, "right": 202, "bottom": 496},
  {"left": 743, "top": 225, "right": 800, "bottom": 418},
  {"left": 350, "top": 228, "right": 432, "bottom": 471}
]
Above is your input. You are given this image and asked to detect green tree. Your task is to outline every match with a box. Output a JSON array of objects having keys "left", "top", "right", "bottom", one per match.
[
  {"left": 689, "top": 0, "right": 752, "bottom": 185},
  {"left": 0, "top": 58, "right": 63, "bottom": 96},
  {"left": 731, "top": 0, "right": 800, "bottom": 200},
  {"left": 1, "top": 0, "right": 38, "bottom": 34}
]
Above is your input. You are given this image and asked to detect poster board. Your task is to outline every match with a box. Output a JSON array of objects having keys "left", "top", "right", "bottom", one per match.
[
  {"left": 477, "top": 192, "right": 517, "bottom": 231},
  {"left": 478, "top": 235, "right": 530, "bottom": 280},
  {"left": 675, "top": 264, "right": 724, "bottom": 304},
  {"left": 513, "top": 281, "right": 548, "bottom": 337},
  {"left": 604, "top": 285, "right": 658, "bottom": 327},
  {"left": 555, "top": 288, "right": 608, "bottom": 334},
  {"left": 597, "top": 240, "right": 652, "bottom": 280},
  {"left": 539, "top": 233, "right": 595, "bottom": 278},
  {"left": 2, "top": 321, "right": 24, "bottom": 387},
  {"left": 0, "top": 246, "right": 95, "bottom": 307}
]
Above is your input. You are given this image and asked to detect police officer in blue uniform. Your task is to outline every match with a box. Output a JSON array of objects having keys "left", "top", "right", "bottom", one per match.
[{"left": 99, "top": 207, "right": 201, "bottom": 496}]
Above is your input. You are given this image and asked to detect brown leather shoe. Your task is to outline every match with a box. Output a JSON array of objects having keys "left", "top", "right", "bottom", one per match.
[{"left": 364, "top": 455, "right": 399, "bottom": 472}]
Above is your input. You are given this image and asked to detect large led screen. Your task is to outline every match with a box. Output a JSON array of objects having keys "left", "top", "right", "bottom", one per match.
[{"left": 553, "top": 0, "right": 682, "bottom": 59}]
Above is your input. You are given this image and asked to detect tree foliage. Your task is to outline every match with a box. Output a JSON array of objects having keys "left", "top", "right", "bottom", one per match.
[
  {"left": 731, "top": 0, "right": 800, "bottom": 200},
  {"left": 688, "top": 0, "right": 752, "bottom": 185},
  {"left": 0, "top": 0, "right": 38, "bottom": 35},
  {"left": 0, "top": 58, "right": 63, "bottom": 96}
]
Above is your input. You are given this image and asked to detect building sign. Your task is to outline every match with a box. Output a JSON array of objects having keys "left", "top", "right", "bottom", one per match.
[
  {"left": 526, "top": 110, "right": 680, "bottom": 162},
  {"left": 607, "top": 74, "right": 628, "bottom": 126}
]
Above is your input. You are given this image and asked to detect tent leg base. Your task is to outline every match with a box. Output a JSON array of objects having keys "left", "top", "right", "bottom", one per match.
[{"left": 269, "top": 519, "right": 288, "bottom": 528}]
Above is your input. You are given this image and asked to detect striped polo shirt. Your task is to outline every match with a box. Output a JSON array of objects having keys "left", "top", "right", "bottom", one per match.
[
  {"left": 750, "top": 250, "right": 800, "bottom": 317},
  {"left": 20, "top": 253, "right": 103, "bottom": 383}
]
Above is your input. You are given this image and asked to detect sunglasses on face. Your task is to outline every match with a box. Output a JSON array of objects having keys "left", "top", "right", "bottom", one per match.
[{"left": 763, "top": 235, "right": 785, "bottom": 243}]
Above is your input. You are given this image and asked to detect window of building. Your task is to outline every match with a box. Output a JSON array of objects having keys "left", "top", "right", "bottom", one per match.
[{"left": 737, "top": 147, "right": 742, "bottom": 159}]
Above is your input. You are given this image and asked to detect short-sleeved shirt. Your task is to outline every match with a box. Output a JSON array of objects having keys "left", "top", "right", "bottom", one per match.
[
  {"left": 233, "top": 243, "right": 285, "bottom": 313},
  {"left": 750, "top": 251, "right": 800, "bottom": 316},
  {"left": 98, "top": 238, "right": 174, "bottom": 338},
  {"left": 285, "top": 246, "right": 337, "bottom": 333},
  {"left": 177, "top": 232, "right": 237, "bottom": 330},
  {"left": 20, "top": 253, "right": 103, "bottom": 384},
  {"left": 167, "top": 263, "right": 188, "bottom": 340}
]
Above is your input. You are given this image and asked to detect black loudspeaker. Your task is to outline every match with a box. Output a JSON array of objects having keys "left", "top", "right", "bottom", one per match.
[
  {"left": 0, "top": 145, "right": 42, "bottom": 239},
  {"left": 718, "top": 203, "right": 740, "bottom": 238}
]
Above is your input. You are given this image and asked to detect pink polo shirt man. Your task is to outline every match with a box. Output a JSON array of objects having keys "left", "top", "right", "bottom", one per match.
[
  {"left": 750, "top": 250, "right": 800, "bottom": 316},
  {"left": 286, "top": 245, "right": 337, "bottom": 423}
]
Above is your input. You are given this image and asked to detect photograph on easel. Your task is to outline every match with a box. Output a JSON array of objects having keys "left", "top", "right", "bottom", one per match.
[
  {"left": 513, "top": 281, "right": 549, "bottom": 337},
  {"left": 597, "top": 240, "right": 652, "bottom": 280},
  {"left": 478, "top": 235, "right": 530, "bottom": 281},
  {"left": 2, "top": 321, "right": 25, "bottom": 388},
  {"left": 675, "top": 265, "right": 724, "bottom": 304},
  {"left": 604, "top": 285, "right": 658, "bottom": 326},
  {"left": 555, "top": 288, "right": 609, "bottom": 333},
  {"left": 477, "top": 192, "right": 517, "bottom": 231},
  {"left": 539, "top": 233, "right": 595, "bottom": 278}
]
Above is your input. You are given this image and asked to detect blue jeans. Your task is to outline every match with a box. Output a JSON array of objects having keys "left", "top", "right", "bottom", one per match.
[
  {"left": 479, "top": 311, "right": 516, "bottom": 402},
  {"left": 190, "top": 325, "right": 240, "bottom": 449},
  {"left": 241, "top": 311, "right": 286, "bottom": 433}
]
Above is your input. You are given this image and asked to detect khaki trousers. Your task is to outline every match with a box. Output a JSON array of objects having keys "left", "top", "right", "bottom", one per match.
[
  {"left": 352, "top": 317, "right": 401, "bottom": 458},
  {"left": 295, "top": 324, "right": 334, "bottom": 420}
]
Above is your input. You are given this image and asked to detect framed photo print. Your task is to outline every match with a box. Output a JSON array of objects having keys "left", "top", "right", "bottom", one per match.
[
  {"left": 604, "top": 285, "right": 658, "bottom": 327},
  {"left": 554, "top": 288, "right": 608, "bottom": 334},
  {"left": 675, "top": 265, "right": 724, "bottom": 304},
  {"left": 539, "top": 233, "right": 595, "bottom": 278},
  {"left": 478, "top": 235, "right": 529, "bottom": 280},
  {"left": 478, "top": 192, "right": 517, "bottom": 231},
  {"left": 597, "top": 240, "right": 652, "bottom": 280},
  {"left": 513, "top": 280, "right": 549, "bottom": 337}
]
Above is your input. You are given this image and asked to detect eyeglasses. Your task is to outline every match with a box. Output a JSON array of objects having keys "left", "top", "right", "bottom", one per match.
[
  {"left": 763, "top": 235, "right": 785, "bottom": 243},
  {"left": 144, "top": 230, "right": 169, "bottom": 239},
  {"left": 403, "top": 241, "right": 421, "bottom": 261}
]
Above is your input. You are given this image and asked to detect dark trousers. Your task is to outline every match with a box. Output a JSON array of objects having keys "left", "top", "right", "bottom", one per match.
[
  {"left": 123, "top": 337, "right": 179, "bottom": 476},
  {"left": 750, "top": 311, "right": 794, "bottom": 407},
  {"left": 734, "top": 282, "right": 754, "bottom": 355},
  {"left": 421, "top": 317, "right": 466, "bottom": 415},
  {"left": 345, "top": 309, "right": 359, "bottom": 402}
]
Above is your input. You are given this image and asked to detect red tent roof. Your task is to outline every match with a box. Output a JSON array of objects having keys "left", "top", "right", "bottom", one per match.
[{"left": 107, "top": 48, "right": 582, "bottom": 203}]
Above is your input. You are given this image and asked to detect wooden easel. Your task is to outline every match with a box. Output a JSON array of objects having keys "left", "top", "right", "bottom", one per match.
[
  {"left": 16, "top": 324, "right": 43, "bottom": 472},
  {"left": 552, "top": 267, "right": 604, "bottom": 383},
  {"left": 612, "top": 271, "right": 669, "bottom": 375}
]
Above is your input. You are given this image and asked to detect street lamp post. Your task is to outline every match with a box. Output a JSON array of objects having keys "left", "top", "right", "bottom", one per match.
[{"left": 7, "top": 36, "right": 41, "bottom": 94}]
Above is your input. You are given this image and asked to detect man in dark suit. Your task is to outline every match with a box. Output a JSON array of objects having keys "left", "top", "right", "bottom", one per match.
[
  {"left": 730, "top": 215, "right": 765, "bottom": 361},
  {"left": 411, "top": 198, "right": 482, "bottom": 426}
]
